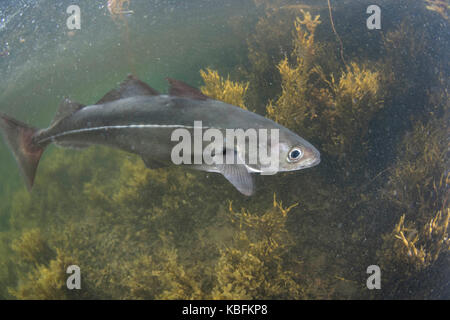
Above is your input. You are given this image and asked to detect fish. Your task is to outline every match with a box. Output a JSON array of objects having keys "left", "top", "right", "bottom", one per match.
[{"left": 0, "top": 75, "right": 320, "bottom": 196}]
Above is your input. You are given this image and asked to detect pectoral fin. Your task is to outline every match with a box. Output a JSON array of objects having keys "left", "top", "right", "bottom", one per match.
[{"left": 217, "top": 163, "right": 254, "bottom": 196}]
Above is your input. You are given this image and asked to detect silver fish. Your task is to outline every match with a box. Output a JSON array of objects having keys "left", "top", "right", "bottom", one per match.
[{"left": 0, "top": 75, "right": 320, "bottom": 195}]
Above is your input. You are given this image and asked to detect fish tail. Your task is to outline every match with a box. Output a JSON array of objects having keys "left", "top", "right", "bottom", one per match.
[{"left": 0, "top": 113, "right": 47, "bottom": 191}]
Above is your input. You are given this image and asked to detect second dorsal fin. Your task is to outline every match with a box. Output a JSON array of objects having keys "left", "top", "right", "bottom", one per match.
[
  {"left": 51, "top": 98, "right": 85, "bottom": 126},
  {"left": 166, "top": 78, "right": 208, "bottom": 100},
  {"left": 96, "top": 74, "right": 160, "bottom": 104}
]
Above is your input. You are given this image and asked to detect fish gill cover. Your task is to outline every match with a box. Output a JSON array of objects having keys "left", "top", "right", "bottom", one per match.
[{"left": 0, "top": 0, "right": 448, "bottom": 299}]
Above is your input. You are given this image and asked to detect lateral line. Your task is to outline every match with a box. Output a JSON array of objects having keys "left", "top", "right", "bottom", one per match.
[{"left": 39, "top": 124, "right": 210, "bottom": 144}]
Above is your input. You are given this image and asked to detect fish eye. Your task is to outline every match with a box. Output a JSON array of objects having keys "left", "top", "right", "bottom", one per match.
[{"left": 287, "top": 147, "right": 303, "bottom": 162}]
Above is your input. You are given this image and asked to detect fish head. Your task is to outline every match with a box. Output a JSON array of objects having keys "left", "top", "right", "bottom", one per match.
[
  {"left": 239, "top": 123, "right": 320, "bottom": 175},
  {"left": 275, "top": 130, "right": 321, "bottom": 173}
]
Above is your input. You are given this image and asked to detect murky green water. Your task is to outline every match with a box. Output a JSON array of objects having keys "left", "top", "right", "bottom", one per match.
[{"left": 0, "top": 0, "right": 448, "bottom": 300}]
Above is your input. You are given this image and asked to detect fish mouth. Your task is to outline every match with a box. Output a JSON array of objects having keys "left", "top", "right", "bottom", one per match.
[
  {"left": 300, "top": 146, "right": 320, "bottom": 168},
  {"left": 301, "top": 156, "right": 320, "bottom": 168},
  {"left": 311, "top": 149, "right": 321, "bottom": 166},
  {"left": 311, "top": 156, "right": 320, "bottom": 167}
]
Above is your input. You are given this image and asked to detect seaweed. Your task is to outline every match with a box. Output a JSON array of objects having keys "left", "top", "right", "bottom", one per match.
[
  {"left": 425, "top": 0, "right": 450, "bottom": 20},
  {"left": 11, "top": 228, "right": 55, "bottom": 267},
  {"left": 242, "top": 3, "right": 302, "bottom": 111},
  {"left": 377, "top": 208, "right": 449, "bottom": 298},
  {"left": 9, "top": 248, "right": 78, "bottom": 300},
  {"left": 212, "top": 196, "right": 303, "bottom": 299},
  {"left": 200, "top": 68, "right": 249, "bottom": 110},
  {"left": 375, "top": 105, "right": 449, "bottom": 298},
  {"left": 266, "top": 11, "right": 383, "bottom": 181},
  {"left": 120, "top": 248, "right": 204, "bottom": 300}
]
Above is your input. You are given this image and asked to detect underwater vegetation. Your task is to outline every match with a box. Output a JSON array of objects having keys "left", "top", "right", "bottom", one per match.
[
  {"left": 0, "top": 0, "right": 448, "bottom": 299},
  {"left": 376, "top": 107, "right": 449, "bottom": 298},
  {"left": 200, "top": 68, "right": 249, "bottom": 110},
  {"left": 1, "top": 160, "right": 305, "bottom": 299},
  {"left": 211, "top": 198, "right": 303, "bottom": 299},
  {"left": 108, "top": 0, "right": 134, "bottom": 20},
  {"left": 265, "top": 8, "right": 384, "bottom": 185},
  {"left": 425, "top": 0, "right": 450, "bottom": 20},
  {"left": 233, "top": 1, "right": 306, "bottom": 112}
]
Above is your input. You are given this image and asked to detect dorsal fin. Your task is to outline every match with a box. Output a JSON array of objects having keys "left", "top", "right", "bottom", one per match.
[
  {"left": 51, "top": 98, "right": 85, "bottom": 126},
  {"left": 166, "top": 78, "right": 208, "bottom": 100},
  {"left": 96, "top": 74, "right": 159, "bottom": 104}
]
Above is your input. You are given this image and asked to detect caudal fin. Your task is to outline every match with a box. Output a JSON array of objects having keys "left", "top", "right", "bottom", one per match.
[{"left": 0, "top": 113, "right": 46, "bottom": 191}]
